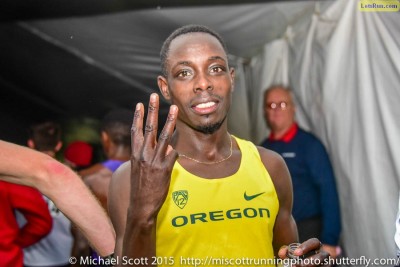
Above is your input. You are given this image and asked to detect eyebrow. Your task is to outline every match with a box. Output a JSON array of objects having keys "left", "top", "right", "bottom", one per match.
[
  {"left": 175, "top": 56, "right": 227, "bottom": 67},
  {"left": 209, "top": 56, "right": 227, "bottom": 63},
  {"left": 175, "top": 61, "right": 190, "bottom": 67}
]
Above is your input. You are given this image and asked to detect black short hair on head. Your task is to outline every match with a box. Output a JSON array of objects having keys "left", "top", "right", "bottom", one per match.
[
  {"left": 29, "top": 121, "right": 61, "bottom": 151},
  {"left": 101, "top": 108, "right": 133, "bottom": 147},
  {"left": 160, "top": 24, "right": 228, "bottom": 77}
]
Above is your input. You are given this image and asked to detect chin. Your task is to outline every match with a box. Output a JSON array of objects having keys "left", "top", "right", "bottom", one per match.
[{"left": 195, "top": 116, "right": 226, "bottom": 135}]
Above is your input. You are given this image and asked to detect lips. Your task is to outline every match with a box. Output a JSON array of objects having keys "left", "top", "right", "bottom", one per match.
[
  {"left": 192, "top": 100, "right": 219, "bottom": 114},
  {"left": 196, "top": 101, "right": 216, "bottom": 109}
]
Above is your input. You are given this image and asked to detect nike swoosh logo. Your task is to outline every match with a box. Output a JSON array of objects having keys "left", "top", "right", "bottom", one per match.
[{"left": 244, "top": 191, "right": 265, "bottom": 201}]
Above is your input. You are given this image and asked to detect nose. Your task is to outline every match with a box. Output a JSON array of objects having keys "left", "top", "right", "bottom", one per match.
[{"left": 193, "top": 72, "right": 212, "bottom": 93}]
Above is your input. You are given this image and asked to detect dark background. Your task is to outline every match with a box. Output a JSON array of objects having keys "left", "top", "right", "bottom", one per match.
[{"left": 0, "top": 0, "right": 318, "bottom": 144}]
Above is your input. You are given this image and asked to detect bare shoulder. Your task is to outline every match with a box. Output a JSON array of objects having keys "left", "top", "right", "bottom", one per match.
[
  {"left": 256, "top": 146, "right": 287, "bottom": 176},
  {"left": 255, "top": 146, "right": 292, "bottom": 203},
  {"left": 109, "top": 161, "right": 131, "bottom": 187},
  {"left": 108, "top": 160, "right": 131, "bottom": 217},
  {"left": 109, "top": 161, "right": 131, "bottom": 203}
]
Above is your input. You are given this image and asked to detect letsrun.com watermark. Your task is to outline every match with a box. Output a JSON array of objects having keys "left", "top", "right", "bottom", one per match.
[{"left": 359, "top": 0, "right": 400, "bottom": 12}]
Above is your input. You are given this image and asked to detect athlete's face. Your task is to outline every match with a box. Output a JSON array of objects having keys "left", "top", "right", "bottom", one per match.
[{"left": 158, "top": 32, "right": 235, "bottom": 134}]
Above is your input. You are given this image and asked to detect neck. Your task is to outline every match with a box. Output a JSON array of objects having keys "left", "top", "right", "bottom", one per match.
[
  {"left": 106, "top": 145, "right": 131, "bottom": 161},
  {"left": 172, "top": 125, "right": 231, "bottom": 163},
  {"left": 272, "top": 129, "right": 289, "bottom": 140},
  {"left": 271, "top": 123, "right": 294, "bottom": 140}
]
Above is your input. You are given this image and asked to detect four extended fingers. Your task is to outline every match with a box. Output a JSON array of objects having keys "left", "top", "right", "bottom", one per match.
[{"left": 131, "top": 93, "right": 177, "bottom": 163}]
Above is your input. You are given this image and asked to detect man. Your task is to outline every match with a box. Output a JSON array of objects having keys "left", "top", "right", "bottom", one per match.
[
  {"left": 21, "top": 121, "right": 75, "bottom": 267},
  {"left": 0, "top": 140, "right": 115, "bottom": 258},
  {"left": 81, "top": 109, "right": 132, "bottom": 209},
  {"left": 260, "top": 85, "right": 341, "bottom": 258},
  {"left": 73, "top": 109, "right": 132, "bottom": 265},
  {"left": 108, "top": 25, "right": 328, "bottom": 266},
  {"left": 0, "top": 181, "right": 52, "bottom": 267}
]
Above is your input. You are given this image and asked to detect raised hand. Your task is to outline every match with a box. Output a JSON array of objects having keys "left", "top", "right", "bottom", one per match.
[
  {"left": 129, "top": 93, "right": 179, "bottom": 217},
  {"left": 122, "top": 93, "right": 179, "bottom": 263}
]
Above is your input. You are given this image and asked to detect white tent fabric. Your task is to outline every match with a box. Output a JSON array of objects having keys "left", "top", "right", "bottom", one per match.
[
  {"left": 250, "top": 0, "right": 400, "bottom": 263},
  {"left": 227, "top": 57, "right": 252, "bottom": 139}
]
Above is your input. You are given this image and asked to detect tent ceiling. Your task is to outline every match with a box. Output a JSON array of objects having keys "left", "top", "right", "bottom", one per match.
[
  {"left": 1, "top": 0, "right": 304, "bottom": 21},
  {"left": 0, "top": 1, "right": 329, "bottom": 142}
]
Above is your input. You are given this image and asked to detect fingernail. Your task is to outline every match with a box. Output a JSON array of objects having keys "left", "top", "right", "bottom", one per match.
[
  {"left": 151, "top": 93, "right": 158, "bottom": 101},
  {"left": 294, "top": 248, "right": 303, "bottom": 255},
  {"left": 136, "top": 103, "right": 141, "bottom": 110},
  {"left": 170, "top": 105, "right": 178, "bottom": 113}
]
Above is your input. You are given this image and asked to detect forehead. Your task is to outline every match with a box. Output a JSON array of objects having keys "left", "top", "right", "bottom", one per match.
[
  {"left": 167, "top": 32, "right": 227, "bottom": 62},
  {"left": 266, "top": 88, "right": 291, "bottom": 100}
]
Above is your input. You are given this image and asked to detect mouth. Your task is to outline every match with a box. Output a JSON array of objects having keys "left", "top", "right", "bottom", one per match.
[{"left": 191, "top": 100, "right": 219, "bottom": 115}]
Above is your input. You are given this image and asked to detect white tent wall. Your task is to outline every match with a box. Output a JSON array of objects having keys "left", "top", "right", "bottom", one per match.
[
  {"left": 250, "top": 38, "right": 290, "bottom": 143},
  {"left": 249, "top": 0, "right": 400, "bottom": 262},
  {"left": 227, "top": 58, "right": 252, "bottom": 140}
]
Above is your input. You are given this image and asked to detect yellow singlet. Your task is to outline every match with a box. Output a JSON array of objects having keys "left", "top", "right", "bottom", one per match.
[{"left": 156, "top": 136, "right": 279, "bottom": 266}]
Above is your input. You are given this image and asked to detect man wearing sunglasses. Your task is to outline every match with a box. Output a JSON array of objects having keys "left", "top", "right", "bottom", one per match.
[{"left": 261, "top": 85, "right": 342, "bottom": 259}]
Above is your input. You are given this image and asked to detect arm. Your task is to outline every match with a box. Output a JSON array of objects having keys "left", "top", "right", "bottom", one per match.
[
  {"left": 257, "top": 147, "right": 298, "bottom": 254},
  {"left": 108, "top": 162, "right": 130, "bottom": 259},
  {"left": 307, "top": 140, "right": 341, "bottom": 257},
  {"left": 0, "top": 140, "right": 115, "bottom": 257},
  {"left": 258, "top": 147, "right": 330, "bottom": 265},
  {"left": 70, "top": 168, "right": 114, "bottom": 262},
  {"left": 8, "top": 183, "right": 52, "bottom": 248},
  {"left": 108, "top": 94, "right": 178, "bottom": 266}
]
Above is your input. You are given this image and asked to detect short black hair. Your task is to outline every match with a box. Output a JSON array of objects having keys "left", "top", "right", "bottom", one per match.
[
  {"left": 29, "top": 121, "right": 61, "bottom": 151},
  {"left": 160, "top": 24, "right": 228, "bottom": 77},
  {"left": 101, "top": 109, "right": 133, "bottom": 147}
]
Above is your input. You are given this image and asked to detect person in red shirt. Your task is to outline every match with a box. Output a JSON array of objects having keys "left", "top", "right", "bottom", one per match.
[
  {"left": 0, "top": 139, "right": 116, "bottom": 258},
  {"left": 0, "top": 181, "right": 52, "bottom": 267}
]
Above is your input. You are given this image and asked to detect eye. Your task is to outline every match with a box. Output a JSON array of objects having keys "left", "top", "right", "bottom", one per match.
[
  {"left": 210, "top": 66, "right": 224, "bottom": 73},
  {"left": 177, "top": 70, "right": 192, "bottom": 78}
]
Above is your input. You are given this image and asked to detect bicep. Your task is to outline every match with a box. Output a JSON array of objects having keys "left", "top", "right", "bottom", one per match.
[
  {"left": 108, "top": 162, "right": 131, "bottom": 258},
  {"left": 0, "top": 140, "right": 51, "bottom": 188}
]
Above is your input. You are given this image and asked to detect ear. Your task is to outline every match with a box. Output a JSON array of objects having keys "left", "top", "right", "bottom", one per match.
[
  {"left": 27, "top": 139, "right": 35, "bottom": 149},
  {"left": 230, "top": 67, "right": 236, "bottom": 92},
  {"left": 101, "top": 131, "right": 109, "bottom": 144},
  {"left": 158, "top": 75, "right": 171, "bottom": 101},
  {"left": 55, "top": 141, "right": 63, "bottom": 152}
]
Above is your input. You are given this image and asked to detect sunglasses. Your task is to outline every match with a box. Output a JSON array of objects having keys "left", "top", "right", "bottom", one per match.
[{"left": 266, "top": 101, "right": 288, "bottom": 110}]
